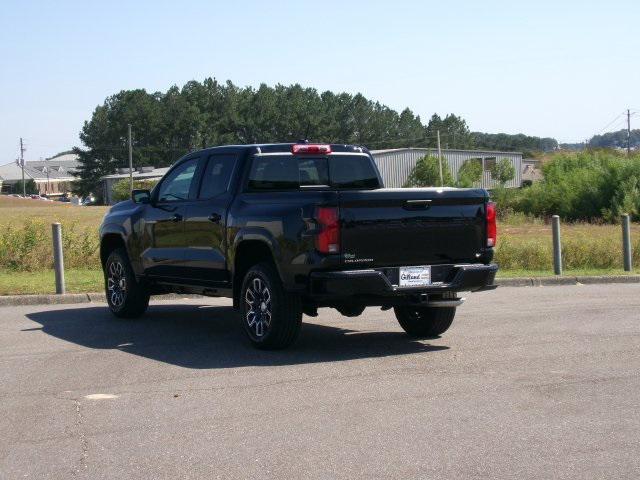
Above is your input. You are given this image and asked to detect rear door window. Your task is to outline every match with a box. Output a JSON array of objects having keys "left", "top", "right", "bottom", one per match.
[{"left": 198, "top": 154, "right": 236, "bottom": 199}]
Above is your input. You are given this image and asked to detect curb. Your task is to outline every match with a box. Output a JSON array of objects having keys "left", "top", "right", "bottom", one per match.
[
  {"left": 0, "top": 292, "right": 203, "bottom": 308},
  {"left": 494, "top": 275, "right": 640, "bottom": 287},
  {"left": 1, "top": 275, "right": 638, "bottom": 307}
]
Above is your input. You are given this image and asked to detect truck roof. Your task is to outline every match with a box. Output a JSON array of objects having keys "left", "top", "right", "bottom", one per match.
[{"left": 191, "top": 143, "right": 370, "bottom": 156}]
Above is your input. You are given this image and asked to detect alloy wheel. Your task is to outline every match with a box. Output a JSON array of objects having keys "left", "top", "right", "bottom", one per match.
[
  {"left": 245, "top": 277, "right": 272, "bottom": 338},
  {"left": 107, "top": 261, "right": 127, "bottom": 308}
]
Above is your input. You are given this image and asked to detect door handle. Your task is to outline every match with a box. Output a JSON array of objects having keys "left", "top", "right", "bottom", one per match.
[
  {"left": 171, "top": 213, "right": 183, "bottom": 222},
  {"left": 208, "top": 213, "right": 222, "bottom": 223}
]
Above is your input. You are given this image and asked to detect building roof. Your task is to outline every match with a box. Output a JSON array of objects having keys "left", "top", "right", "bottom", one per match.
[
  {"left": 102, "top": 167, "right": 170, "bottom": 180},
  {"left": 0, "top": 153, "right": 81, "bottom": 182},
  {"left": 0, "top": 161, "right": 77, "bottom": 182},
  {"left": 371, "top": 147, "right": 523, "bottom": 156}
]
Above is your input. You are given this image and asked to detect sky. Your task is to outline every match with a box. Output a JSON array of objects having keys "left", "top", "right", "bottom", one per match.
[{"left": 1, "top": 0, "right": 639, "bottom": 162}]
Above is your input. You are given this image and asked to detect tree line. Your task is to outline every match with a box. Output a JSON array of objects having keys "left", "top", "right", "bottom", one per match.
[
  {"left": 73, "top": 78, "right": 557, "bottom": 196},
  {"left": 589, "top": 129, "right": 640, "bottom": 149}
]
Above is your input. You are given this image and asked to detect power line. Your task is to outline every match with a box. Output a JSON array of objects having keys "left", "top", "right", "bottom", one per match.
[{"left": 595, "top": 111, "right": 626, "bottom": 135}]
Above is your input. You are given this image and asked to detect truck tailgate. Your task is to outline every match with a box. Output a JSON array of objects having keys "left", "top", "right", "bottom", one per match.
[{"left": 338, "top": 188, "right": 487, "bottom": 266}]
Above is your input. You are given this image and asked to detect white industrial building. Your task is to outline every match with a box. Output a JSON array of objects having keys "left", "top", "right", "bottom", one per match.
[
  {"left": 97, "top": 147, "right": 523, "bottom": 204},
  {"left": 101, "top": 166, "right": 169, "bottom": 205},
  {"left": 370, "top": 148, "right": 522, "bottom": 188}
]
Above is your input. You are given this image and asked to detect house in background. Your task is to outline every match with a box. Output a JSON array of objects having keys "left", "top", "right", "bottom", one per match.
[
  {"left": 370, "top": 148, "right": 523, "bottom": 188},
  {"left": 0, "top": 153, "right": 80, "bottom": 196}
]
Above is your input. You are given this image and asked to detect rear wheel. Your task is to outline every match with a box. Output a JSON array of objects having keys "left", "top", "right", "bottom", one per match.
[
  {"left": 240, "top": 262, "right": 302, "bottom": 349},
  {"left": 104, "top": 248, "right": 149, "bottom": 318},
  {"left": 393, "top": 306, "right": 456, "bottom": 337}
]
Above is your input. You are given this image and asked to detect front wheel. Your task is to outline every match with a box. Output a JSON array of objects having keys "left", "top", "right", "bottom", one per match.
[
  {"left": 104, "top": 248, "right": 149, "bottom": 318},
  {"left": 393, "top": 306, "right": 456, "bottom": 337},
  {"left": 240, "top": 262, "right": 302, "bottom": 349}
]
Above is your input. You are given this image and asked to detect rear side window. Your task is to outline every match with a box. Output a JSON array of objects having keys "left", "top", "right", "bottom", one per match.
[
  {"left": 198, "top": 154, "right": 236, "bottom": 199},
  {"left": 247, "top": 155, "right": 379, "bottom": 191}
]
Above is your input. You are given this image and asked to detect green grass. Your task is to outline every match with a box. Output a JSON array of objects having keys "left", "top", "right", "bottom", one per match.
[
  {"left": 0, "top": 195, "right": 637, "bottom": 294},
  {"left": 496, "top": 268, "right": 635, "bottom": 278},
  {"left": 0, "top": 269, "right": 103, "bottom": 295},
  {"left": 0, "top": 266, "right": 636, "bottom": 296}
]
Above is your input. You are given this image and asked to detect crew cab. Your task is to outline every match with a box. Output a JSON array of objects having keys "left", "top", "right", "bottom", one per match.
[{"left": 100, "top": 143, "right": 498, "bottom": 349}]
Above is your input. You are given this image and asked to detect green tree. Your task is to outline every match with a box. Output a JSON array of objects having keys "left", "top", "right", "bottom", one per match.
[
  {"left": 472, "top": 132, "right": 558, "bottom": 155},
  {"left": 74, "top": 78, "right": 480, "bottom": 192},
  {"left": 405, "top": 155, "right": 453, "bottom": 187},
  {"left": 425, "top": 113, "right": 475, "bottom": 149},
  {"left": 111, "top": 178, "right": 160, "bottom": 203},
  {"left": 14, "top": 179, "right": 38, "bottom": 195},
  {"left": 457, "top": 159, "right": 483, "bottom": 187},
  {"left": 491, "top": 158, "right": 516, "bottom": 186}
]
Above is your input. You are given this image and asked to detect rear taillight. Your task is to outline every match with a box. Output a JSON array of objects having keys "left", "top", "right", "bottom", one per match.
[
  {"left": 486, "top": 201, "right": 497, "bottom": 247},
  {"left": 315, "top": 207, "right": 340, "bottom": 254}
]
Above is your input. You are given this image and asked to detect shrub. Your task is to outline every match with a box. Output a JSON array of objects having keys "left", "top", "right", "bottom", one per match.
[
  {"left": 13, "top": 179, "right": 38, "bottom": 195},
  {"left": 405, "top": 155, "right": 453, "bottom": 187},
  {"left": 515, "top": 150, "right": 640, "bottom": 221},
  {"left": 457, "top": 159, "right": 483, "bottom": 188},
  {"left": 491, "top": 158, "right": 516, "bottom": 186}
]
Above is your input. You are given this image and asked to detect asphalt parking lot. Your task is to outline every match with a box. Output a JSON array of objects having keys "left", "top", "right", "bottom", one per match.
[{"left": 0, "top": 284, "right": 639, "bottom": 479}]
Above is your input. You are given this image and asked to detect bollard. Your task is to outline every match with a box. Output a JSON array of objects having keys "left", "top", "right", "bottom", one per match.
[
  {"left": 552, "top": 215, "right": 562, "bottom": 275},
  {"left": 52, "top": 223, "right": 66, "bottom": 294},
  {"left": 622, "top": 214, "right": 632, "bottom": 272}
]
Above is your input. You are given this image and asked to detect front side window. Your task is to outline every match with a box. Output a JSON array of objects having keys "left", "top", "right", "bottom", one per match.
[{"left": 157, "top": 158, "right": 198, "bottom": 202}]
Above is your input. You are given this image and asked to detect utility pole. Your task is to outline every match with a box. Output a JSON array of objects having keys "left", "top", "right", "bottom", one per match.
[
  {"left": 437, "top": 130, "right": 444, "bottom": 187},
  {"left": 627, "top": 109, "right": 631, "bottom": 156},
  {"left": 128, "top": 124, "right": 133, "bottom": 194},
  {"left": 19, "top": 138, "right": 26, "bottom": 197}
]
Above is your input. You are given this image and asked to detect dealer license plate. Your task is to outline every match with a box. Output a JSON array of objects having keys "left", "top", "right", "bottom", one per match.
[{"left": 399, "top": 266, "right": 432, "bottom": 288}]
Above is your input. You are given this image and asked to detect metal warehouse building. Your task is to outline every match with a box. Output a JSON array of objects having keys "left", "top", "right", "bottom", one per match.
[{"left": 370, "top": 148, "right": 522, "bottom": 188}]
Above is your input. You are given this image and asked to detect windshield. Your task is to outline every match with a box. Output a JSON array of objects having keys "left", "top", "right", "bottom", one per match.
[{"left": 247, "top": 154, "right": 381, "bottom": 191}]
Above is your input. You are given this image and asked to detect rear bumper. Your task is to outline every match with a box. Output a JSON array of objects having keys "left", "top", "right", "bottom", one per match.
[{"left": 309, "top": 263, "right": 498, "bottom": 300}]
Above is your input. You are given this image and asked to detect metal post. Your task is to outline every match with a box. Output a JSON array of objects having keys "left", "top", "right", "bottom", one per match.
[
  {"left": 20, "top": 137, "right": 26, "bottom": 197},
  {"left": 552, "top": 215, "right": 562, "bottom": 275},
  {"left": 436, "top": 130, "right": 444, "bottom": 187},
  {"left": 52, "top": 223, "right": 66, "bottom": 294},
  {"left": 622, "top": 214, "right": 632, "bottom": 271},
  {"left": 128, "top": 123, "right": 134, "bottom": 194}
]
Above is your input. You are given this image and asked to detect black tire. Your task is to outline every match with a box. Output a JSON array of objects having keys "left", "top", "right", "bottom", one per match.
[
  {"left": 393, "top": 306, "right": 456, "bottom": 337},
  {"left": 240, "top": 262, "right": 302, "bottom": 349},
  {"left": 104, "top": 248, "right": 150, "bottom": 318},
  {"left": 335, "top": 305, "right": 366, "bottom": 317}
]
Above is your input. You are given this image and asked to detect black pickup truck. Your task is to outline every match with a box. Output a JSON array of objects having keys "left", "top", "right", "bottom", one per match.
[{"left": 100, "top": 143, "right": 498, "bottom": 348}]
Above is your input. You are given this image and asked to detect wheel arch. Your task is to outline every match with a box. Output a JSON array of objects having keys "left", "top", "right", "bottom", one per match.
[
  {"left": 231, "top": 235, "right": 281, "bottom": 309},
  {"left": 100, "top": 226, "right": 128, "bottom": 266}
]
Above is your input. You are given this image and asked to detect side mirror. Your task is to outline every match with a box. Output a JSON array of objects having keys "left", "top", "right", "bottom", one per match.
[{"left": 131, "top": 189, "right": 151, "bottom": 204}]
